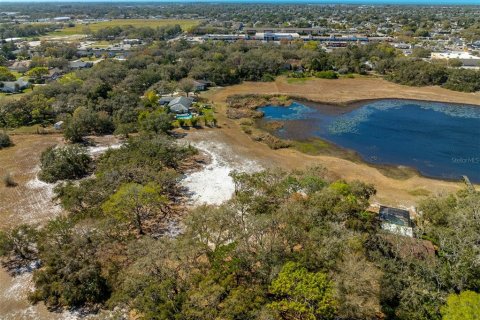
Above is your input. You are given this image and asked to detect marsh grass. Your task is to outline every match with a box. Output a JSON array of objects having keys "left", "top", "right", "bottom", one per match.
[{"left": 408, "top": 188, "right": 431, "bottom": 197}]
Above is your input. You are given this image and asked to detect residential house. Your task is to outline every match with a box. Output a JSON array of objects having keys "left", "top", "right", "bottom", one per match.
[
  {"left": 192, "top": 80, "right": 212, "bottom": 92},
  {"left": 431, "top": 51, "right": 480, "bottom": 67},
  {"left": 54, "top": 121, "right": 64, "bottom": 130},
  {"left": 53, "top": 16, "right": 71, "bottom": 22},
  {"left": 159, "top": 96, "right": 175, "bottom": 106},
  {"left": 42, "top": 68, "right": 62, "bottom": 82},
  {"left": 123, "top": 39, "right": 142, "bottom": 45},
  {"left": 381, "top": 234, "right": 435, "bottom": 260},
  {"left": 0, "top": 78, "right": 30, "bottom": 93},
  {"left": 69, "top": 60, "right": 93, "bottom": 70},
  {"left": 168, "top": 96, "right": 193, "bottom": 114},
  {"left": 9, "top": 60, "right": 31, "bottom": 73}
]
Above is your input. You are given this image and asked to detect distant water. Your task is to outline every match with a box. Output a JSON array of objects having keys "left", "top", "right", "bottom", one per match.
[{"left": 260, "top": 99, "right": 480, "bottom": 182}]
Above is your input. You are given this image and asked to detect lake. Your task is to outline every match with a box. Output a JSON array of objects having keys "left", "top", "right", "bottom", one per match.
[{"left": 259, "top": 99, "right": 480, "bottom": 182}]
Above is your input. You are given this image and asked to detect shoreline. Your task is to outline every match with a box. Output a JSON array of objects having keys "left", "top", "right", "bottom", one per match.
[
  {"left": 295, "top": 96, "right": 480, "bottom": 109},
  {"left": 256, "top": 98, "right": 480, "bottom": 183}
]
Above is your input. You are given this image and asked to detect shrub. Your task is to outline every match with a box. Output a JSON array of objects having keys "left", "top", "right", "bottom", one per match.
[
  {"left": 261, "top": 73, "right": 275, "bottom": 82},
  {"left": 0, "top": 131, "right": 12, "bottom": 149},
  {"left": 239, "top": 118, "right": 254, "bottom": 126},
  {"left": 138, "top": 110, "right": 173, "bottom": 134},
  {"left": 441, "top": 291, "right": 480, "bottom": 320},
  {"left": 443, "top": 69, "right": 480, "bottom": 92},
  {"left": 3, "top": 173, "right": 17, "bottom": 187},
  {"left": 253, "top": 132, "right": 291, "bottom": 149},
  {"left": 287, "top": 72, "right": 306, "bottom": 78},
  {"left": 39, "top": 145, "right": 92, "bottom": 183},
  {"left": 204, "top": 115, "right": 214, "bottom": 127},
  {"left": 315, "top": 70, "right": 339, "bottom": 79},
  {"left": 241, "top": 125, "right": 252, "bottom": 135},
  {"left": 64, "top": 108, "right": 115, "bottom": 143},
  {"left": 190, "top": 117, "right": 199, "bottom": 127}
]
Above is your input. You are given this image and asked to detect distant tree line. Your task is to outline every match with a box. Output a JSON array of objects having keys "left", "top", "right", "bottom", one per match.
[
  {"left": 1, "top": 41, "right": 478, "bottom": 137},
  {"left": 0, "top": 23, "right": 61, "bottom": 39},
  {"left": 90, "top": 24, "right": 182, "bottom": 41},
  {"left": 1, "top": 2, "right": 477, "bottom": 35}
]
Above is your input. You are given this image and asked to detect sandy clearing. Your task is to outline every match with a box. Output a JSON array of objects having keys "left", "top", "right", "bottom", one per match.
[
  {"left": 87, "top": 143, "right": 122, "bottom": 156},
  {"left": 181, "top": 134, "right": 263, "bottom": 206}
]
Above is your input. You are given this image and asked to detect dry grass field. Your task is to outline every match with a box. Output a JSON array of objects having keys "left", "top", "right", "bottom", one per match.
[
  {"left": 0, "top": 134, "right": 64, "bottom": 229},
  {"left": 49, "top": 18, "right": 201, "bottom": 36},
  {"left": 208, "top": 76, "right": 480, "bottom": 106}
]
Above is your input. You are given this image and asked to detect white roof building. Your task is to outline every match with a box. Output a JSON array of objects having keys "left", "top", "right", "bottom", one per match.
[
  {"left": 431, "top": 51, "right": 480, "bottom": 67},
  {"left": 255, "top": 32, "right": 301, "bottom": 41}
]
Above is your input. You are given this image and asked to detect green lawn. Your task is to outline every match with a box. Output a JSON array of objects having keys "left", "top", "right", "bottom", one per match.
[
  {"left": 0, "top": 89, "right": 31, "bottom": 102},
  {"left": 6, "top": 124, "right": 57, "bottom": 135},
  {"left": 293, "top": 139, "right": 330, "bottom": 155},
  {"left": 286, "top": 77, "right": 314, "bottom": 84},
  {"left": 11, "top": 71, "right": 23, "bottom": 80},
  {"left": 49, "top": 19, "right": 201, "bottom": 36}
]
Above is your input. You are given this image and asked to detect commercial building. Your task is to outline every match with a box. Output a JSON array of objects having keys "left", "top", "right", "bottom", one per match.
[{"left": 431, "top": 51, "right": 480, "bottom": 67}]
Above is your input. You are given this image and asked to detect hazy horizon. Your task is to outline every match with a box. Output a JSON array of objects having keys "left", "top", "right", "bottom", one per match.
[{"left": 0, "top": 0, "right": 479, "bottom": 5}]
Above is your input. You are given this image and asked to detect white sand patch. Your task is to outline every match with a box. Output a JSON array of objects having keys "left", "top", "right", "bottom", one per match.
[
  {"left": 26, "top": 167, "right": 57, "bottom": 200},
  {"left": 2, "top": 272, "right": 34, "bottom": 302},
  {"left": 165, "top": 219, "right": 183, "bottom": 238},
  {"left": 1, "top": 305, "right": 92, "bottom": 320},
  {"left": 87, "top": 143, "right": 122, "bottom": 156},
  {"left": 182, "top": 140, "right": 262, "bottom": 206},
  {"left": 21, "top": 167, "right": 62, "bottom": 224}
]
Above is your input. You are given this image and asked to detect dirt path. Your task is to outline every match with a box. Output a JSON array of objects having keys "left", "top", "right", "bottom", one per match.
[{"left": 198, "top": 77, "right": 479, "bottom": 206}]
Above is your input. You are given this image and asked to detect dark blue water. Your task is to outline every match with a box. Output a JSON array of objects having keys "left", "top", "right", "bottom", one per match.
[{"left": 260, "top": 99, "right": 480, "bottom": 182}]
